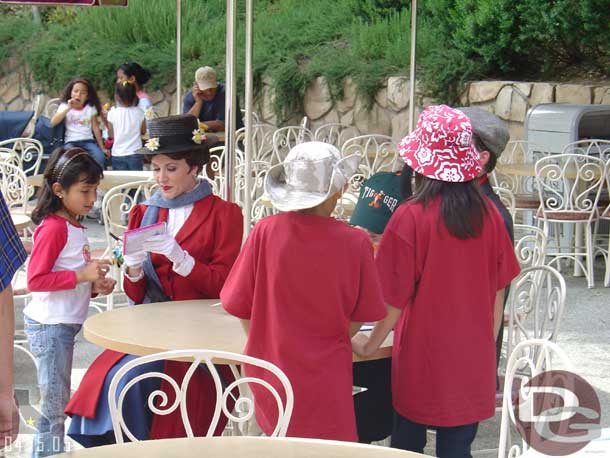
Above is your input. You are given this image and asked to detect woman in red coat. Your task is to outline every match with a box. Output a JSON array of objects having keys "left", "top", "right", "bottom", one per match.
[{"left": 66, "top": 115, "right": 243, "bottom": 446}]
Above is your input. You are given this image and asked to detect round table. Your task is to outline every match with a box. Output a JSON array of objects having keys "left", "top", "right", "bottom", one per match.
[
  {"left": 27, "top": 170, "right": 154, "bottom": 191},
  {"left": 83, "top": 300, "right": 393, "bottom": 363},
  {"left": 54, "top": 435, "right": 420, "bottom": 458},
  {"left": 10, "top": 212, "right": 33, "bottom": 231}
]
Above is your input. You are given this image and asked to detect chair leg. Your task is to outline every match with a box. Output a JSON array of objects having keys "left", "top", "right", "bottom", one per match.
[
  {"left": 605, "top": 233, "right": 610, "bottom": 288},
  {"left": 586, "top": 223, "right": 595, "bottom": 288}
]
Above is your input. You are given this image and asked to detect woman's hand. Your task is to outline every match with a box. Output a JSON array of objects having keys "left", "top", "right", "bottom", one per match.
[
  {"left": 0, "top": 393, "right": 18, "bottom": 449},
  {"left": 142, "top": 233, "right": 185, "bottom": 265}
]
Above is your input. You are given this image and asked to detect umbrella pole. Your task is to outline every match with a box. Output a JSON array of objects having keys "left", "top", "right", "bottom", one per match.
[
  {"left": 243, "top": 0, "right": 253, "bottom": 235},
  {"left": 408, "top": 0, "right": 417, "bottom": 132},
  {"left": 176, "top": 0, "right": 182, "bottom": 115},
  {"left": 224, "top": 0, "right": 237, "bottom": 202}
]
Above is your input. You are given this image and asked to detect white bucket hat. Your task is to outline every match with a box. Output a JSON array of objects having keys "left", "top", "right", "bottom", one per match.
[{"left": 264, "top": 141, "right": 360, "bottom": 212}]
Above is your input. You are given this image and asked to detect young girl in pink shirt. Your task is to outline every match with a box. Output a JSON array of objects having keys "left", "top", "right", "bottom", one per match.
[{"left": 25, "top": 147, "right": 115, "bottom": 457}]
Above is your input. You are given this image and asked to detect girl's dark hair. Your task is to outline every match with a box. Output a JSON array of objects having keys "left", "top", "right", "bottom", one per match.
[
  {"left": 400, "top": 163, "right": 414, "bottom": 200},
  {"left": 60, "top": 78, "right": 102, "bottom": 115},
  {"left": 160, "top": 148, "right": 209, "bottom": 175},
  {"left": 119, "top": 62, "right": 151, "bottom": 86},
  {"left": 114, "top": 81, "right": 139, "bottom": 107},
  {"left": 32, "top": 147, "right": 104, "bottom": 225},
  {"left": 412, "top": 173, "right": 488, "bottom": 239}
]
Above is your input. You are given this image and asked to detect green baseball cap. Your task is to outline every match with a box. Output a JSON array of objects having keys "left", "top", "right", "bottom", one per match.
[{"left": 349, "top": 171, "right": 402, "bottom": 234}]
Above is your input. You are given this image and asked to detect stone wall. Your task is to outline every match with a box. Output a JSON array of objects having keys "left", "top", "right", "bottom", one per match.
[
  {"left": 460, "top": 81, "right": 610, "bottom": 141},
  {"left": 2, "top": 59, "right": 609, "bottom": 143}
]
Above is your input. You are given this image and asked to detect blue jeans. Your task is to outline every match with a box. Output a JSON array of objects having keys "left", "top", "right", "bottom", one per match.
[
  {"left": 391, "top": 411, "right": 479, "bottom": 458},
  {"left": 111, "top": 154, "right": 143, "bottom": 171},
  {"left": 24, "top": 316, "right": 82, "bottom": 458},
  {"left": 64, "top": 140, "right": 106, "bottom": 169}
]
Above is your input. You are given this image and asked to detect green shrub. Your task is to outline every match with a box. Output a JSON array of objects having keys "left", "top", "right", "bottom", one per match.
[{"left": 0, "top": 0, "right": 608, "bottom": 117}]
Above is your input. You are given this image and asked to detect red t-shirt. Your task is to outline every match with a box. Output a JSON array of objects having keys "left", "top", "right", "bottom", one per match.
[
  {"left": 376, "top": 197, "right": 520, "bottom": 427},
  {"left": 221, "top": 212, "right": 386, "bottom": 441}
]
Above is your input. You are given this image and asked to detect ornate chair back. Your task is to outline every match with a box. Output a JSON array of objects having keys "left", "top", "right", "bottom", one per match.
[
  {"left": 513, "top": 224, "right": 547, "bottom": 268},
  {"left": 498, "top": 339, "right": 573, "bottom": 458},
  {"left": 108, "top": 349, "right": 293, "bottom": 443},
  {"left": 506, "top": 265, "right": 566, "bottom": 362},
  {"left": 271, "top": 126, "right": 313, "bottom": 164}
]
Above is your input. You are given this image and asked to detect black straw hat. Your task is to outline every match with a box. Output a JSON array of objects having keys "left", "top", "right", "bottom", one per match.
[{"left": 136, "top": 114, "right": 214, "bottom": 161}]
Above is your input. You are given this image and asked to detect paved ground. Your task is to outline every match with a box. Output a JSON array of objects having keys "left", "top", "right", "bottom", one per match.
[{"left": 4, "top": 219, "right": 610, "bottom": 457}]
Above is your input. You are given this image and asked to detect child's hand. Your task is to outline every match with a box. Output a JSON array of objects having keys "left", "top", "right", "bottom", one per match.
[
  {"left": 67, "top": 98, "right": 77, "bottom": 109},
  {"left": 351, "top": 332, "right": 372, "bottom": 358},
  {"left": 77, "top": 260, "right": 111, "bottom": 283},
  {"left": 102, "top": 147, "right": 111, "bottom": 158},
  {"left": 92, "top": 277, "right": 116, "bottom": 295}
]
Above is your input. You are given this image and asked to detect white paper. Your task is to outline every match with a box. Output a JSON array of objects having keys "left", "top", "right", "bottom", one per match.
[{"left": 123, "top": 222, "right": 167, "bottom": 255}]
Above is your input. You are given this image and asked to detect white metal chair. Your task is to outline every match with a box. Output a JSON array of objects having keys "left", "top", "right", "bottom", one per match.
[
  {"left": 108, "top": 349, "right": 293, "bottom": 442},
  {"left": 240, "top": 109, "right": 261, "bottom": 126},
  {"left": 313, "top": 123, "right": 359, "bottom": 148},
  {"left": 561, "top": 139, "right": 610, "bottom": 158},
  {"left": 0, "top": 138, "right": 44, "bottom": 179},
  {"left": 44, "top": 97, "right": 61, "bottom": 118},
  {"left": 235, "top": 123, "right": 275, "bottom": 164},
  {"left": 594, "top": 158, "right": 610, "bottom": 287},
  {"left": 513, "top": 224, "right": 547, "bottom": 268},
  {"left": 100, "top": 180, "right": 158, "bottom": 309},
  {"left": 493, "top": 186, "right": 516, "bottom": 221},
  {"left": 505, "top": 265, "right": 566, "bottom": 363},
  {"left": 492, "top": 140, "right": 549, "bottom": 219},
  {"left": 341, "top": 134, "right": 398, "bottom": 195},
  {"left": 534, "top": 154, "right": 607, "bottom": 287},
  {"left": 498, "top": 339, "right": 573, "bottom": 458},
  {"left": 0, "top": 162, "right": 29, "bottom": 214},
  {"left": 271, "top": 126, "right": 313, "bottom": 164}
]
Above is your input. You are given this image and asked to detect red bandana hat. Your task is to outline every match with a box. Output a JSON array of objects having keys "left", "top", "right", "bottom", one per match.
[{"left": 398, "top": 104, "right": 482, "bottom": 182}]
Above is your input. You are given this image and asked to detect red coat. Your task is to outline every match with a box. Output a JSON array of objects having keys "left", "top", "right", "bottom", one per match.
[
  {"left": 66, "top": 195, "right": 243, "bottom": 439},
  {"left": 124, "top": 195, "right": 244, "bottom": 302}
]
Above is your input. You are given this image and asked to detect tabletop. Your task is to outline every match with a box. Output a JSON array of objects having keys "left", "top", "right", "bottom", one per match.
[
  {"left": 83, "top": 300, "right": 393, "bottom": 363},
  {"left": 10, "top": 212, "right": 32, "bottom": 231},
  {"left": 27, "top": 170, "right": 153, "bottom": 191},
  {"left": 53, "top": 435, "right": 420, "bottom": 458}
]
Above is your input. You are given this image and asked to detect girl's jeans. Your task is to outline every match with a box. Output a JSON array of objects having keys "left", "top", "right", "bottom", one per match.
[
  {"left": 64, "top": 140, "right": 106, "bottom": 169},
  {"left": 24, "top": 316, "right": 81, "bottom": 458}
]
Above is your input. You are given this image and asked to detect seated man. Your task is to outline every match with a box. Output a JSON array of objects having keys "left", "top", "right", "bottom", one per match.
[{"left": 182, "top": 66, "right": 244, "bottom": 133}]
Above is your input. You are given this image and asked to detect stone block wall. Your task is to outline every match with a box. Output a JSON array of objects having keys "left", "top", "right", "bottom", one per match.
[{"left": 1, "top": 59, "right": 609, "bottom": 144}]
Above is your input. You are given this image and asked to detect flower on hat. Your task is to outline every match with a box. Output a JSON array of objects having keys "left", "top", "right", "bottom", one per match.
[
  {"left": 144, "top": 107, "right": 156, "bottom": 120},
  {"left": 192, "top": 129, "right": 207, "bottom": 144},
  {"left": 198, "top": 121, "right": 209, "bottom": 132},
  {"left": 145, "top": 137, "right": 160, "bottom": 152}
]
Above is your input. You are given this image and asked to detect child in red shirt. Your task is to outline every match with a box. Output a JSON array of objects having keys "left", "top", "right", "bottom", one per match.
[
  {"left": 221, "top": 141, "right": 386, "bottom": 441},
  {"left": 352, "top": 105, "right": 520, "bottom": 458}
]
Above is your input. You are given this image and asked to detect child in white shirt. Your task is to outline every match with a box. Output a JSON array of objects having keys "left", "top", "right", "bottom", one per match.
[{"left": 106, "top": 81, "right": 147, "bottom": 171}]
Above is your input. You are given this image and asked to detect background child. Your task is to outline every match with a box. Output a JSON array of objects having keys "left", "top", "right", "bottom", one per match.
[
  {"left": 106, "top": 81, "right": 146, "bottom": 171},
  {"left": 116, "top": 62, "right": 153, "bottom": 112},
  {"left": 352, "top": 105, "right": 520, "bottom": 458},
  {"left": 221, "top": 141, "right": 386, "bottom": 441},
  {"left": 25, "top": 147, "right": 114, "bottom": 457},
  {"left": 51, "top": 79, "right": 108, "bottom": 169}
]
